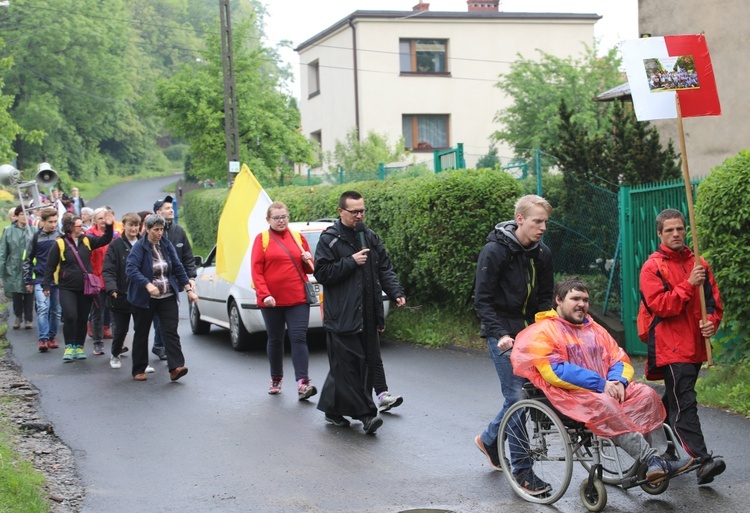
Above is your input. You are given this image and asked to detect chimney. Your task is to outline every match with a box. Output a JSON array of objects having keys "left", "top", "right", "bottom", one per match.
[
  {"left": 467, "top": 1, "right": 500, "bottom": 12},
  {"left": 413, "top": 2, "right": 430, "bottom": 12}
]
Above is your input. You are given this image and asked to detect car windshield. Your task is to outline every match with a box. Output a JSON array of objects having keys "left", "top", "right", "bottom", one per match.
[{"left": 301, "top": 231, "right": 322, "bottom": 255}]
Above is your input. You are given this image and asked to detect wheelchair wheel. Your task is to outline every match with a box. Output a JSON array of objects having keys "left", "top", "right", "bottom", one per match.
[
  {"left": 579, "top": 478, "right": 607, "bottom": 512},
  {"left": 637, "top": 463, "right": 670, "bottom": 495},
  {"left": 498, "top": 400, "right": 573, "bottom": 504},
  {"left": 577, "top": 441, "right": 638, "bottom": 485}
]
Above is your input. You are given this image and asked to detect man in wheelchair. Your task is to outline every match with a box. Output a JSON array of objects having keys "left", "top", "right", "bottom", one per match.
[{"left": 512, "top": 277, "right": 695, "bottom": 483}]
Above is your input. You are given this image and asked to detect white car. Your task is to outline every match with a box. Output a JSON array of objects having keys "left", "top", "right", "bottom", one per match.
[{"left": 190, "top": 220, "right": 390, "bottom": 350}]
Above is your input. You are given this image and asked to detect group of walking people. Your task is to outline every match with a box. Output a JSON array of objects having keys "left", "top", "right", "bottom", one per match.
[{"left": 4, "top": 193, "right": 197, "bottom": 383}]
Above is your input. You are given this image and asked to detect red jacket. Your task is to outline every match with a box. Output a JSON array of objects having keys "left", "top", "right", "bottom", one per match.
[
  {"left": 251, "top": 229, "right": 312, "bottom": 307},
  {"left": 639, "top": 244, "right": 722, "bottom": 367},
  {"left": 85, "top": 226, "right": 120, "bottom": 280}
]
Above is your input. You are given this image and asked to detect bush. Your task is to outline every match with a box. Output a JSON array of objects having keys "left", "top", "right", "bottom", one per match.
[
  {"left": 163, "top": 144, "right": 189, "bottom": 162},
  {"left": 187, "top": 169, "right": 522, "bottom": 308},
  {"left": 696, "top": 149, "right": 750, "bottom": 363}
]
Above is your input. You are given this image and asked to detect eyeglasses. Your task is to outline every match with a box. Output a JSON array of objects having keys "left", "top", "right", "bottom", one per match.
[
  {"left": 269, "top": 215, "right": 289, "bottom": 221},
  {"left": 343, "top": 208, "right": 366, "bottom": 216}
]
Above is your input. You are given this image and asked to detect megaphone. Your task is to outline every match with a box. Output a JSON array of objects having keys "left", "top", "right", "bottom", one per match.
[
  {"left": 0, "top": 164, "right": 20, "bottom": 187},
  {"left": 36, "top": 162, "right": 58, "bottom": 187}
]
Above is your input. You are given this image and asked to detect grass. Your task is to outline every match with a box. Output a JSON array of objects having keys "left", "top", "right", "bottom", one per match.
[
  {"left": 385, "top": 303, "right": 484, "bottom": 350},
  {"left": 696, "top": 360, "right": 750, "bottom": 418},
  {"left": 0, "top": 336, "right": 49, "bottom": 513}
]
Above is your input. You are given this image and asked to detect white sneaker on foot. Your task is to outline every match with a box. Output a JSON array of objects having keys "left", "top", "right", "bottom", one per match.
[
  {"left": 378, "top": 391, "right": 403, "bottom": 412},
  {"left": 110, "top": 355, "right": 121, "bottom": 369},
  {"left": 145, "top": 365, "right": 155, "bottom": 374}
]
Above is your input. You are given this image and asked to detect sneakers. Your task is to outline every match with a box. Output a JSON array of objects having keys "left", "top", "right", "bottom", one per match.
[
  {"left": 474, "top": 435, "right": 502, "bottom": 471},
  {"left": 38, "top": 340, "right": 49, "bottom": 353},
  {"left": 103, "top": 325, "right": 113, "bottom": 339},
  {"left": 13, "top": 317, "right": 21, "bottom": 329},
  {"left": 513, "top": 468, "right": 552, "bottom": 496},
  {"left": 145, "top": 365, "right": 155, "bottom": 374},
  {"left": 697, "top": 456, "right": 726, "bottom": 485},
  {"left": 377, "top": 391, "right": 404, "bottom": 412},
  {"left": 324, "top": 414, "right": 350, "bottom": 427},
  {"left": 361, "top": 416, "right": 383, "bottom": 435},
  {"left": 93, "top": 342, "right": 105, "bottom": 355},
  {"left": 297, "top": 380, "right": 318, "bottom": 401},
  {"left": 74, "top": 346, "right": 87, "bottom": 360},
  {"left": 63, "top": 345, "right": 75, "bottom": 362},
  {"left": 110, "top": 355, "right": 121, "bottom": 369},
  {"left": 25, "top": 320, "right": 33, "bottom": 329},
  {"left": 47, "top": 337, "right": 59, "bottom": 349},
  {"left": 268, "top": 376, "right": 283, "bottom": 395},
  {"left": 151, "top": 346, "right": 168, "bottom": 360},
  {"left": 646, "top": 455, "right": 695, "bottom": 483}
]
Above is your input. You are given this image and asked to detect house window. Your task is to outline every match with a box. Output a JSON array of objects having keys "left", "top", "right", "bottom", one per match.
[
  {"left": 310, "top": 130, "right": 322, "bottom": 166},
  {"left": 399, "top": 39, "right": 448, "bottom": 74},
  {"left": 308, "top": 60, "right": 320, "bottom": 98},
  {"left": 402, "top": 115, "right": 449, "bottom": 150}
]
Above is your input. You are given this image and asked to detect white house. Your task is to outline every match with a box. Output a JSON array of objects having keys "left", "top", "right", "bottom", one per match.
[{"left": 295, "top": 1, "right": 599, "bottom": 171}]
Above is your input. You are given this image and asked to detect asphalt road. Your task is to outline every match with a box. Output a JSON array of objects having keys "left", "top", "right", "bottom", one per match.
[{"left": 7, "top": 176, "right": 750, "bottom": 512}]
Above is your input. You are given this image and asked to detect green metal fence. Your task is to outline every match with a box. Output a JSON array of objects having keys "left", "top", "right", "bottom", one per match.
[
  {"left": 619, "top": 177, "right": 703, "bottom": 355},
  {"left": 433, "top": 143, "right": 466, "bottom": 172}
]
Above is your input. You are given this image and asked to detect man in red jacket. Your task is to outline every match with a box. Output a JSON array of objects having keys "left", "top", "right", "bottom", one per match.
[{"left": 639, "top": 208, "right": 725, "bottom": 485}]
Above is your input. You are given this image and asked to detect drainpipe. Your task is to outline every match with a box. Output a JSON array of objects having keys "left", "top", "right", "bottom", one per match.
[{"left": 348, "top": 18, "right": 360, "bottom": 140}]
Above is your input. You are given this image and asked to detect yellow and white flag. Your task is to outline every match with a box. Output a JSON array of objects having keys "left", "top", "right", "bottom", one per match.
[{"left": 216, "top": 164, "right": 272, "bottom": 287}]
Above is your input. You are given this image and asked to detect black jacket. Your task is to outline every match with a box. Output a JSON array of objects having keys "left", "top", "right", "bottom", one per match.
[
  {"left": 474, "top": 220, "right": 554, "bottom": 339},
  {"left": 314, "top": 220, "right": 404, "bottom": 335},
  {"left": 163, "top": 221, "right": 196, "bottom": 279},
  {"left": 102, "top": 236, "right": 138, "bottom": 312},
  {"left": 42, "top": 224, "right": 114, "bottom": 292}
]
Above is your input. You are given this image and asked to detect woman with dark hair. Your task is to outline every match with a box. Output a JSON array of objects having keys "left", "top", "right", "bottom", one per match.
[
  {"left": 42, "top": 212, "right": 114, "bottom": 362},
  {"left": 126, "top": 214, "right": 196, "bottom": 382}
]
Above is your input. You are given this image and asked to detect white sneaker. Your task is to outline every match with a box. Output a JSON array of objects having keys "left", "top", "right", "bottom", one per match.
[
  {"left": 110, "top": 355, "right": 121, "bottom": 369},
  {"left": 145, "top": 365, "right": 155, "bottom": 374},
  {"left": 378, "top": 391, "right": 404, "bottom": 412}
]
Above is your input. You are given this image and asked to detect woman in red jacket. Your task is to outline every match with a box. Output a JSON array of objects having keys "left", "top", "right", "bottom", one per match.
[{"left": 251, "top": 202, "right": 317, "bottom": 400}]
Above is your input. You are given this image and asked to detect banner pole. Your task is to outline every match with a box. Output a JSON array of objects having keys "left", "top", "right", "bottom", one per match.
[{"left": 675, "top": 95, "right": 714, "bottom": 366}]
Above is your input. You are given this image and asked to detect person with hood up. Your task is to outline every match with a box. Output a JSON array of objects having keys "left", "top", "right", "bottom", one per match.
[{"left": 472, "top": 194, "right": 554, "bottom": 495}]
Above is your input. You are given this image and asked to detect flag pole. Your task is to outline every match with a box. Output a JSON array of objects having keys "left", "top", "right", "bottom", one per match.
[{"left": 675, "top": 95, "right": 714, "bottom": 366}]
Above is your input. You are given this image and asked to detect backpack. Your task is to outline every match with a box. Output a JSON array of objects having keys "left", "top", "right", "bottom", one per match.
[
  {"left": 636, "top": 257, "right": 670, "bottom": 342},
  {"left": 260, "top": 229, "right": 303, "bottom": 252}
]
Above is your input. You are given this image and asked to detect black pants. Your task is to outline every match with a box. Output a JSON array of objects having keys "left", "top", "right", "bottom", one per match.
[
  {"left": 663, "top": 362, "right": 709, "bottom": 460},
  {"left": 260, "top": 303, "right": 310, "bottom": 381},
  {"left": 59, "top": 288, "right": 93, "bottom": 347},
  {"left": 110, "top": 308, "right": 133, "bottom": 357},
  {"left": 12, "top": 292, "right": 34, "bottom": 322},
  {"left": 366, "top": 331, "right": 388, "bottom": 395},
  {"left": 132, "top": 295, "right": 184, "bottom": 376}
]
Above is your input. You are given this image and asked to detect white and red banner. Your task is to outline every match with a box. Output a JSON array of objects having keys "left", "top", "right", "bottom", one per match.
[{"left": 620, "top": 35, "right": 720, "bottom": 121}]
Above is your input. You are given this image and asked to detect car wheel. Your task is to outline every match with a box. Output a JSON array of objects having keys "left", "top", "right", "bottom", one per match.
[
  {"left": 229, "top": 300, "right": 251, "bottom": 351},
  {"left": 189, "top": 301, "right": 211, "bottom": 335}
]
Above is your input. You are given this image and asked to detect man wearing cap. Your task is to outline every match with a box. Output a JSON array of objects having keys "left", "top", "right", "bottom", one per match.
[{"left": 150, "top": 195, "right": 196, "bottom": 360}]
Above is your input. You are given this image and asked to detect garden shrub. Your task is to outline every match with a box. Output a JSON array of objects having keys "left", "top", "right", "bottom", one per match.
[{"left": 696, "top": 149, "right": 750, "bottom": 363}]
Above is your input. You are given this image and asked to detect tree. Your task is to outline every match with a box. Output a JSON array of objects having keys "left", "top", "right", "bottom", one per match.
[
  {"left": 155, "top": 15, "right": 314, "bottom": 186},
  {"left": 0, "top": 43, "right": 24, "bottom": 163},
  {"left": 475, "top": 146, "right": 500, "bottom": 170},
  {"left": 331, "top": 129, "right": 409, "bottom": 173},
  {"left": 493, "top": 45, "right": 624, "bottom": 158}
]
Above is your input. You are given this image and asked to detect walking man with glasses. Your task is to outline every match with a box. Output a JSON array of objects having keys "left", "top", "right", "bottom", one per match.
[{"left": 314, "top": 190, "right": 406, "bottom": 434}]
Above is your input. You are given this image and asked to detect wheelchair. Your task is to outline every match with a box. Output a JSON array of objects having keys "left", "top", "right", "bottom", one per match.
[{"left": 497, "top": 383, "right": 697, "bottom": 512}]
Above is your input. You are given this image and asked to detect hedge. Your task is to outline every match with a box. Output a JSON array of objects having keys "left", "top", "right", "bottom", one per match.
[
  {"left": 696, "top": 149, "right": 750, "bottom": 362},
  {"left": 183, "top": 168, "right": 521, "bottom": 307}
]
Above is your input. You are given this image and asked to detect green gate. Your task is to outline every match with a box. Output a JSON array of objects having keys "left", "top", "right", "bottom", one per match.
[{"left": 619, "top": 178, "right": 703, "bottom": 355}]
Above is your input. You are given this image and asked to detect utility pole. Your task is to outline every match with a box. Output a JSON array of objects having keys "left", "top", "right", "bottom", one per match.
[{"left": 219, "top": 0, "right": 240, "bottom": 185}]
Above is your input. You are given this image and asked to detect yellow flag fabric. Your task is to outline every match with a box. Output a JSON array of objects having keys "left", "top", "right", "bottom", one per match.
[{"left": 216, "top": 163, "right": 272, "bottom": 286}]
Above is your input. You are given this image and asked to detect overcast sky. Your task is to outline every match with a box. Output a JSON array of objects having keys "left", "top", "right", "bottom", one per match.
[{"left": 263, "top": 0, "right": 638, "bottom": 98}]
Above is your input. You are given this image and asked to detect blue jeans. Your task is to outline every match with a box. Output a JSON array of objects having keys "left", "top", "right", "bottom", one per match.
[
  {"left": 481, "top": 337, "right": 530, "bottom": 472},
  {"left": 34, "top": 283, "right": 60, "bottom": 341}
]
